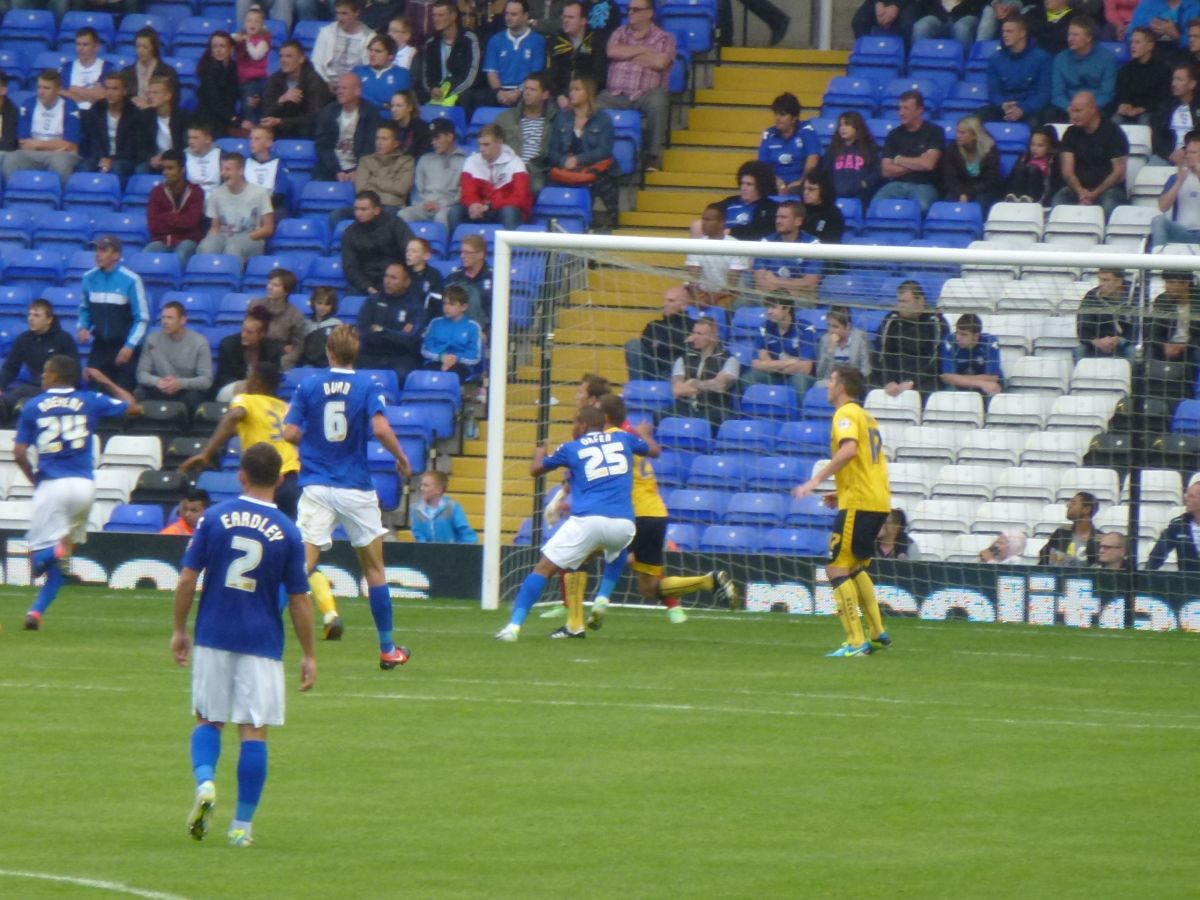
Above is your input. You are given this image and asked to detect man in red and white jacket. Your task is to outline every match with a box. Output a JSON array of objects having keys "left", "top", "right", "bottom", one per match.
[
  {"left": 144, "top": 148, "right": 206, "bottom": 267},
  {"left": 447, "top": 122, "right": 532, "bottom": 234}
]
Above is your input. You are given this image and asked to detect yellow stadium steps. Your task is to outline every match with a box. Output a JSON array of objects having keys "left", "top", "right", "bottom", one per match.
[
  {"left": 617, "top": 210, "right": 696, "bottom": 229},
  {"left": 687, "top": 107, "right": 773, "bottom": 134},
  {"left": 719, "top": 47, "right": 848, "bottom": 66},
  {"left": 645, "top": 170, "right": 735, "bottom": 189},
  {"left": 633, "top": 190, "right": 725, "bottom": 216},
  {"left": 711, "top": 68, "right": 836, "bottom": 96},
  {"left": 670, "top": 130, "right": 760, "bottom": 149},
  {"left": 662, "top": 147, "right": 755, "bottom": 174},
  {"left": 693, "top": 89, "right": 822, "bottom": 108},
  {"left": 557, "top": 307, "right": 657, "bottom": 334},
  {"left": 586, "top": 269, "right": 680, "bottom": 294}
]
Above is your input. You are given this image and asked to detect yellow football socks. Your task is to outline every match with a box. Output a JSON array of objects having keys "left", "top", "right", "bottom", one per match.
[
  {"left": 308, "top": 570, "right": 337, "bottom": 620},
  {"left": 853, "top": 571, "right": 884, "bottom": 640},
  {"left": 832, "top": 578, "right": 866, "bottom": 646},
  {"left": 659, "top": 574, "right": 713, "bottom": 595},
  {"left": 564, "top": 571, "right": 587, "bottom": 633}
]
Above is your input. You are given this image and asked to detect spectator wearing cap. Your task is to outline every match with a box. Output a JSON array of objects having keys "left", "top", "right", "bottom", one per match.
[
  {"left": 78, "top": 73, "right": 139, "bottom": 187},
  {"left": 134, "top": 300, "right": 214, "bottom": 412},
  {"left": 3, "top": 69, "right": 81, "bottom": 187},
  {"left": 197, "top": 152, "right": 276, "bottom": 264},
  {"left": 758, "top": 93, "right": 822, "bottom": 195},
  {"left": 145, "top": 149, "right": 206, "bottom": 267},
  {"left": 744, "top": 295, "right": 818, "bottom": 395},
  {"left": 875, "top": 90, "right": 945, "bottom": 214},
  {"left": 314, "top": 72, "right": 381, "bottom": 182},
  {"left": 939, "top": 313, "right": 1004, "bottom": 396},
  {"left": 78, "top": 236, "right": 151, "bottom": 392},
  {"left": 400, "top": 118, "right": 466, "bottom": 226}
]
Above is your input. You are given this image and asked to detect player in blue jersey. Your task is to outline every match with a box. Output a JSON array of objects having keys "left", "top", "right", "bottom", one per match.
[
  {"left": 494, "top": 405, "right": 660, "bottom": 642},
  {"left": 171, "top": 442, "right": 315, "bottom": 847},
  {"left": 14, "top": 355, "right": 139, "bottom": 631},
  {"left": 283, "top": 324, "right": 414, "bottom": 670}
]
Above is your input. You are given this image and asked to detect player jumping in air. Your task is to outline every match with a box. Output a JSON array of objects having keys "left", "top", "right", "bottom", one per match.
[
  {"left": 283, "top": 325, "right": 414, "bottom": 670},
  {"left": 14, "top": 355, "right": 139, "bottom": 631},
  {"left": 180, "top": 361, "right": 343, "bottom": 639},
  {"left": 793, "top": 365, "right": 891, "bottom": 657},
  {"left": 495, "top": 406, "right": 658, "bottom": 642},
  {"left": 172, "top": 442, "right": 316, "bottom": 847}
]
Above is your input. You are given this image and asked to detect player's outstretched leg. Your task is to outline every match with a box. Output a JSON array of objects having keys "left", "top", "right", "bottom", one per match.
[
  {"left": 586, "top": 549, "right": 628, "bottom": 631},
  {"left": 228, "top": 736, "right": 267, "bottom": 847},
  {"left": 827, "top": 574, "right": 871, "bottom": 657},
  {"left": 187, "top": 721, "right": 222, "bottom": 840},
  {"left": 357, "top": 540, "right": 411, "bottom": 669},
  {"left": 853, "top": 569, "right": 890, "bottom": 648},
  {"left": 26, "top": 545, "right": 69, "bottom": 629},
  {"left": 497, "top": 557, "right": 558, "bottom": 641}
]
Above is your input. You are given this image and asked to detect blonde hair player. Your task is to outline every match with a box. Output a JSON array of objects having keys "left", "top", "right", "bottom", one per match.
[{"left": 792, "top": 365, "right": 892, "bottom": 657}]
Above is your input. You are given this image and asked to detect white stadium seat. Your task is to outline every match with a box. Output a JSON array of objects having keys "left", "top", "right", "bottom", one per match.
[
  {"left": 1006, "top": 356, "right": 1071, "bottom": 393},
  {"left": 1047, "top": 395, "right": 1117, "bottom": 432},
  {"left": 954, "top": 428, "right": 1028, "bottom": 466},
  {"left": 1032, "top": 502, "right": 1070, "bottom": 537},
  {"left": 930, "top": 464, "right": 997, "bottom": 501},
  {"left": 865, "top": 388, "right": 922, "bottom": 426},
  {"left": 923, "top": 391, "right": 984, "bottom": 429},
  {"left": 1043, "top": 205, "right": 1106, "bottom": 248},
  {"left": 908, "top": 531, "right": 949, "bottom": 561},
  {"left": 972, "top": 501, "right": 1044, "bottom": 534},
  {"left": 94, "top": 469, "right": 139, "bottom": 503},
  {"left": 100, "top": 435, "right": 162, "bottom": 470},
  {"left": 1021, "top": 430, "right": 1092, "bottom": 467},
  {"left": 946, "top": 533, "right": 997, "bottom": 563},
  {"left": 1031, "top": 316, "right": 1080, "bottom": 357},
  {"left": 1126, "top": 470, "right": 1183, "bottom": 506},
  {"left": 910, "top": 498, "right": 974, "bottom": 534},
  {"left": 985, "top": 394, "right": 1054, "bottom": 430},
  {"left": 1056, "top": 467, "right": 1121, "bottom": 505},
  {"left": 894, "top": 426, "right": 967, "bottom": 464},
  {"left": 888, "top": 461, "right": 938, "bottom": 502},
  {"left": 936, "top": 277, "right": 997, "bottom": 314},
  {"left": 1071, "top": 358, "right": 1132, "bottom": 397},
  {"left": 1130, "top": 166, "right": 1174, "bottom": 208},
  {"left": 0, "top": 500, "right": 33, "bottom": 530},
  {"left": 982, "top": 314, "right": 1036, "bottom": 353},
  {"left": 984, "top": 202, "right": 1044, "bottom": 243},
  {"left": 995, "top": 467, "right": 1061, "bottom": 503}
]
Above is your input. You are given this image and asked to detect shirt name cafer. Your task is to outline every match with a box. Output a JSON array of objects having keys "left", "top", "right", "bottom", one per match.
[
  {"left": 219, "top": 511, "right": 287, "bottom": 542},
  {"left": 323, "top": 381, "right": 352, "bottom": 396}
]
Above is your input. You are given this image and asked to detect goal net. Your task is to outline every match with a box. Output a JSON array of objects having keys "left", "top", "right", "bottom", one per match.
[{"left": 481, "top": 231, "right": 1200, "bottom": 634}]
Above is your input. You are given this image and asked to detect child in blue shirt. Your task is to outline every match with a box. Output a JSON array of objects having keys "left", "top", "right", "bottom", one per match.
[{"left": 411, "top": 471, "right": 477, "bottom": 543}]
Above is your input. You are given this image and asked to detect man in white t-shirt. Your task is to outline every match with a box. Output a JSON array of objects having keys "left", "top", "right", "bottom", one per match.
[
  {"left": 3, "top": 69, "right": 81, "bottom": 186},
  {"left": 686, "top": 202, "right": 749, "bottom": 305},
  {"left": 60, "top": 27, "right": 113, "bottom": 112},
  {"left": 312, "top": 0, "right": 376, "bottom": 87},
  {"left": 197, "top": 152, "right": 276, "bottom": 263},
  {"left": 185, "top": 122, "right": 223, "bottom": 198},
  {"left": 1152, "top": 132, "right": 1200, "bottom": 247}
]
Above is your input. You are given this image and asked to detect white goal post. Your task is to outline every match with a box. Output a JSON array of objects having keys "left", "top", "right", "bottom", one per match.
[{"left": 481, "top": 231, "right": 1200, "bottom": 610}]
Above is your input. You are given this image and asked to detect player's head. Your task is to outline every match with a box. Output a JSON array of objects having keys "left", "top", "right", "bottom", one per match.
[
  {"left": 419, "top": 470, "right": 448, "bottom": 502},
  {"left": 42, "top": 354, "right": 79, "bottom": 389},
  {"left": 574, "top": 405, "right": 606, "bottom": 437},
  {"left": 599, "top": 393, "right": 626, "bottom": 427},
  {"left": 828, "top": 364, "right": 865, "bottom": 405},
  {"left": 178, "top": 487, "right": 210, "bottom": 530},
  {"left": 240, "top": 441, "right": 284, "bottom": 491},
  {"left": 326, "top": 323, "right": 361, "bottom": 367},
  {"left": 246, "top": 361, "right": 281, "bottom": 396},
  {"left": 576, "top": 373, "right": 610, "bottom": 409}
]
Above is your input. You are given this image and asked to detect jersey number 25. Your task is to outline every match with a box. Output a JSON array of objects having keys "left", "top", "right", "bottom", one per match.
[{"left": 579, "top": 443, "right": 628, "bottom": 482}]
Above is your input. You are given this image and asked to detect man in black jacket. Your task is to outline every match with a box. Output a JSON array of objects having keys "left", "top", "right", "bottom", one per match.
[
  {"left": 314, "top": 73, "right": 381, "bottom": 182},
  {"left": 358, "top": 262, "right": 428, "bottom": 384},
  {"left": 1147, "top": 481, "right": 1200, "bottom": 572},
  {"left": 78, "top": 73, "right": 139, "bottom": 186},
  {"left": 213, "top": 308, "right": 284, "bottom": 402},
  {"left": 134, "top": 75, "right": 189, "bottom": 174},
  {"left": 1075, "top": 268, "right": 1134, "bottom": 360},
  {"left": 1039, "top": 491, "right": 1102, "bottom": 567},
  {"left": 0, "top": 72, "right": 19, "bottom": 153},
  {"left": 627, "top": 284, "right": 690, "bottom": 381},
  {"left": 260, "top": 41, "right": 333, "bottom": 140},
  {"left": 341, "top": 190, "right": 415, "bottom": 296},
  {"left": 874, "top": 279, "right": 949, "bottom": 397},
  {"left": 417, "top": 0, "right": 482, "bottom": 114},
  {"left": 547, "top": 1, "right": 607, "bottom": 107},
  {"left": 0, "top": 299, "right": 78, "bottom": 423}
]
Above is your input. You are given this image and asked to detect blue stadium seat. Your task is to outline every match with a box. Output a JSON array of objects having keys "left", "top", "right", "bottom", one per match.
[
  {"left": 514, "top": 517, "right": 532, "bottom": 546},
  {"left": 848, "top": 35, "right": 905, "bottom": 77},
  {"left": 731, "top": 305, "right": 766, "bottom": 340},
  {"left": 160, "top": 290, "right": 215, "bottom": 326},
  {"left": 466, "top": 105, "right": 505, "bottom": 142},
  {"left": 403, "top": 368, "right": 461, "bottom": 408},
  {"left": 0, "top": 316, "right": 22, "bottom": 353},
  {"left": 31, "top": 210, "right": 92, "bottom": 255},
  {"left": 121, "top": 174, "right": 163, "bottom": 212},
  {"left": 668, "top": 46, "right": 691, "bottom": 93},
  {"left": 865, "top": 197, "right": 922, "bottom": 242},
  {"left": 5, "top": 249, "right": 64, "bottom": 287},
  {"left": 220, "top": 436, "right": 243, "bottom": 470},
  {"left": 533, "top": 186, "right": 592, "bottom": 232},
  {"left": 196, "top": 470, "right": 241, "bottom": 503},
  {"left": 398, "top": 399, "right": 454, "bottom": 439},
  {"left": 215, "top": 292, "right": 254, "bottom": 325},
  {"left": 372, "top": 471, "right": 402, "bottom": 510},
  {"left": 103, "top": 503, "right": 165, "bottom": 533},
  {"left": 0, "top": 49, "right": 24, "bottom": 86},
  {"left": 604, "top": 109, "right": 642, "bottom": 175},
  {"left": 508, "top": 253, "right": 546, "bottom": 330},
  {"left": 656, "top": 416, "right": 713, "bottom": 453},
  {"left": 242, "top": 254, "right": 296, "bottom": 291},
  {"left": 907, "top": 38, "right": 964, "bottom": 78},
  {"left": 746, "top": 456, "right": 808, "bottom": 491},
  {"left": 58, "top": 11, "right": 117, "bottom": 51},
  {"left": 740, "top": 384, "right": 799, "bottom": 420},
  {"left": 330, "top": 217, "right": 353, "bottom": 251},
  {"left": 807, "top": 116, "right": 838, "bottom": 152},
  {"left": 5, "top": 170, "right": 62, "bottom": 211},
  {"left": 31, "top": 51, "right": 75, "bottom": 85},
  {"left": 291, "top": 19, "right": 323, "bottom": 53},
  {"left": 184, "top": 253, "right": 242, "bottom": 293},
  {"left": 724, "top": 491, "right": 786, "bottom": 526},
  {"left": 279, "top": 366, "right": 321, "bottom": 400},
  {"left": 164, "top": 55, "right": 198, "bottom": 88},
  {"left": 126, "top": 250, "right": 182, "bottom": 299},
  {"left": 700, "top": 524, "right": 764, "bottom": 553},
  {"left": 820, "top": 75, "right": 880, "bottom": 118},
  {"left": 384, "top": 405, "right": 436, "bottom": 443},
  {"left": 2, "top": 9, "right": 56, "bottom": 51},
  {"left": 834, "top": 197, "right": 863, "bottom": 235},
  {"left": 762, "top": 527, "right": 827, "bottom": 556},
  {"left": 449, "top": 223, "right": 501, "bottom": 256},
  {"left": 172, "top": 16, "right": 233, "bottom": 55},
  {"left": 1172, "top": 399, "right": 1200, "bottom": 434},
  {"left": 802, "top": 385, "right": 835, "bottom": 418},
  {"left": 866, "top": 116, "right": 899, "bottom": 144},
  {"left": 664, "top": 522, "right": 699, "bottom": 551},
  {"left": 274, "top": 139, "right": 317, "bottom": 175},
  {"left": 666, "top": 488, "right": 730, "bottom": 525},
  {"left": 687, "top": 454, "right": 747, "bottom": 490},
  {"left": 299, "top": 181, "right": 355, "bottom": 216},
  {"left": 715, "top": 419, "right": 776, "bottom": 453},
  {"left": 65, "top": 249, "right": 96, "bottom": 281},
  {"left": 0, "top": 209, "right": 31, "bottom": 252},
  {"left": 419, "top": 104, "right": 467, "bottom": 139},
  {"left": 776, "top": 419, "right": 831, "bottom": 453},
  {"left": 396, "top": 435, "right": 428, "bottom": 474},
  {"left": 215, "top": 136, "right": 249, "bottom": 156},
  {"left": 622, "top": 380, "right": 674, "bottom": 416},
  {"left": 651, "top": 449, "right": 694, "bottom": 489},
  {"left": 940, "top": 80, "right": 989, "bottom": 116},
  {"left": 408, "top": 220, "right": 447, "bottom": 257},
  {"left": 269, "top": 217, "right": 329, "bottom": 254},
  {"left": 115, "top": 15, "right": 174, "bottom": 54},
  {"left": 881, "top": 77, "right": 944, "bottom": 115},
  {"left": 362, "top": 369, "right": 402, "bottom": 404},
  {"left": 785, "top": 495, "right": 837, "bottom": 528},
  {"left": 91, "top": 211, "right": 149, "bottom": 246},
  {"left": 965, "top": 39, "right": 1001, "bottom": 81},
  {"left": 1100, "top": 40, "right": 1130, "bottom": 64},
  {"left": 663, "top": 8, "right": 712, "bottom": 53},
  {"left": 983, "top": 120, "right": 1031, "bottom": 155},
  {"left": 301, "top": 256, "right": 346, "bottom": 289},
  {"left": 923, "top": 201, "right": 982, "bottom": 242},
  {"left": 0, "top": 283, "right": 31, "bottom": 315}
]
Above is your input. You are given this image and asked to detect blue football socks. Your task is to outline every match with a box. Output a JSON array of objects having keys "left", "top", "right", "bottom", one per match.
[
  {"left": 190, "top": 723, "right": 221, "bottom": 786},
  {"left": 596, "top": 550, "right": 628, "bottom": 600},
  {"left": 367, "top": 584, "right": 394, "bottom": 652},
  {"left": 31, "top": 566, "right": 65, "bottom": 615},
  {"left": 235, "top": 740, "right": 267, "bottom": 823},
  {"left": 30, "top": 546, "right": 56, "bottom": 578},
  {"left": 510, "top": 572, "right": 548, "bottom": 627}
]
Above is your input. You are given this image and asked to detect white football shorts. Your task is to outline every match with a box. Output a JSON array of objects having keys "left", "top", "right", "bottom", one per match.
[
  {"left": 27, "top": 476, "right": 95, "bottom": 551},
  {"left": 192, "top": 646, "right": 286, "bottom": 728},
  {"left": 542, "top": 515, "right": 636, "bottom": 571},
  {"left": 297, "top": 485, "right": 388, "bottom": 549}
]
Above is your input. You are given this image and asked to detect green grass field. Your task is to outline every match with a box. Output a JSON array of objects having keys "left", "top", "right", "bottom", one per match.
[{"left": 1, "top": 585, "right": 1197, "bottom": 900}]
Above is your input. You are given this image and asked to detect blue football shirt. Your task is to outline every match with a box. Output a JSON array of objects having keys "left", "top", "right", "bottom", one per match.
[
  {"left": 15, "top": 388, "right": 127, "bottom": 482},
  {"left": 753, "top": 232, "right": 823, "bottom": 278},
  {"left": 183, "top": 496, "right": 309, "bottom": 660},
  {"left": 754, "top": 320, "right": 818, "bottom": 362},
  {"left": 758, "top": 123, "right": 822, "bottom": 185},
  {"left": 542, "top": 429, "right": 648, "bottom": 521},
  {"left": 285, "top": 367, "right": 388, "bottom": 490}
]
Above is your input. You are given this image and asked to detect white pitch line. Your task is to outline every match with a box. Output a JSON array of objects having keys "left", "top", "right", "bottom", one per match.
[{"left": 0, "top": 870, "right": 194, "bottom": 900}]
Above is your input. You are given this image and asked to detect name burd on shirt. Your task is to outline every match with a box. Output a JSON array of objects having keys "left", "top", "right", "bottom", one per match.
[
  {"left": 323, "top": 381, "right": 351, "bottom": 396},
  {"left": 216, "top": 510, "right": 287, "bottom": 542}
]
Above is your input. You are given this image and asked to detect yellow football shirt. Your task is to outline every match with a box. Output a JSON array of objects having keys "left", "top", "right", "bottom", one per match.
[
  {"left": 829, "top": 401, "right": 891, "bottom": 512},
  {"left": 231, "top": 393, "right": 300, "bottom": 475},
  {"left": 608, "top": 424, "right": 668, "bottom": 518}
]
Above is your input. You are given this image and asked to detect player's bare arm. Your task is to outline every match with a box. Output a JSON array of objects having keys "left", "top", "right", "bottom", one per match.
[
  {"left": 84, "top": 366, "right": 142, "bottom": 415},
  {"left": 793, "top": 439, "right": 858, "bottom": 499},
  {"left": 171, "top": 567, "right": 200, "bottom": 666},
  {"left": 180, "top": 407, "right": 247, "bottom": 474},
  {"left": 283, "top": 423, "right": 303, "bottom": 445},
  {"left": 530, "top": 442, "right": 548, "bottom": 477},
  {"left": 371, "top": 412, "right": 412, "bottom": 477},
  {"left": 286, "top": 591, "right": 317, "bottom": 692},
  {"left": 12, "top": 441, "right": 35, "bottom": 486}
]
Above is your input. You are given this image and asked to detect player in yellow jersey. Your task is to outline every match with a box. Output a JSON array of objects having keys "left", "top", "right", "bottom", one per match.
[
  {"left": 793, "top": 365, "right": 891, "bottom": 657},
  {"left": 577, "top": 393, "right": 739, "bottom": 635},
  {"left": 180, "top": 362, "right": 344, "bottom": 640}
]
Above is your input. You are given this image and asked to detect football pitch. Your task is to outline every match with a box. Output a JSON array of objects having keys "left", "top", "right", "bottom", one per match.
[{"left": 1, "top": 586, "right": 1196, "bottom": 900}]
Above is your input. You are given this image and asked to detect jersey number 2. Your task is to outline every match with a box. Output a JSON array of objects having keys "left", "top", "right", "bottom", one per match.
[
  {"left": 323, "top": 401, "right": 348, "bottom": 442},
  {"left": 225, "top": 536, "right": 262, "bottom": 593},
  {"left": 36, "top": 415, "right": 88, "bottom": 454},
  {"left": 579, "top": 443, "right": 628, "bottom": 481}
]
